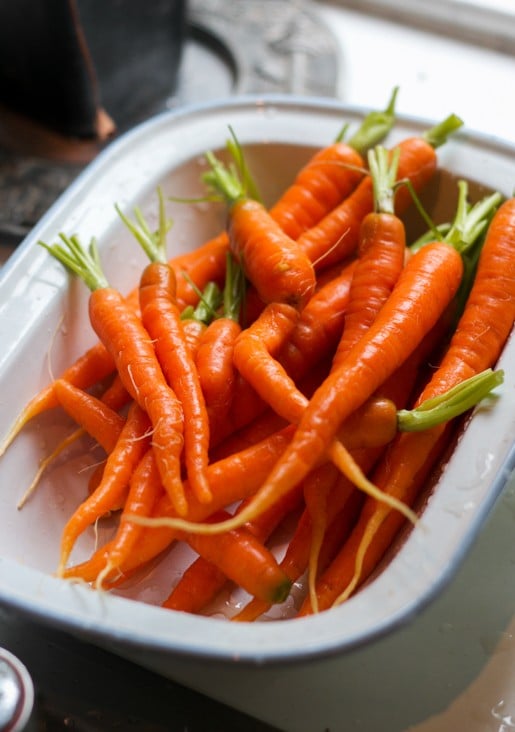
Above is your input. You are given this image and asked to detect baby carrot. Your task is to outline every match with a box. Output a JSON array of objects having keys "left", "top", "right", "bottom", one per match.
[
  {"left": 203, "top": 152, "right": 317, "bottom": 310},
  {"left": 0, "top": 341, "right": 116, "bottom": 459},
  {"left": 118, "top": 194, "right": 212, "bottom": 506},
  {"left": 39, "top": 234, "right": 187, "bottom": 516},
  {"left": 331, "top": 145, "right": 406, "bottom": 371},
  {"left": 57, "top": 399, "right": 152, "bottom": 576},
  {"left": 163, "top": 485, "right": 302, "bottom": 613}
]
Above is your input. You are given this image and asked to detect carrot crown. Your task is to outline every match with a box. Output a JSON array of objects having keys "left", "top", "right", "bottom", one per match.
[
  {"left": 116, "top": 187, "right": 172, "bottom": 264},
  {"left": 342, "top": 85, "right": 399, "bottom": 153},
  {"left": 39, "top": 234, "right": 108, "bottom": 292},
  {"left": 367, "top": 145, "right": 400, "bottom": 214}
]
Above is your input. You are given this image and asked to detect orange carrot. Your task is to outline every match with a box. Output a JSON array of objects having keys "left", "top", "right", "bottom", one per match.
[
  {"left": 57, "top": 400, "right": 152, "bottom": 575},
  {"left": 118, "top": 192, "right": 213, "bottom": 506},
  {"left": 0, "top": 341, "right": 116, "bottom": 459},
  {"left": 331, "top": 145, "right": 406, "bottom": 371},
  {"left": 95, "top": 448, "right": 165, "bottom": 589},
  {"left": 203, "top": 153, "right": 317, "bottom": 310},
  {"left": 52, "top": 379, "right": 125, "bottom": 453},
  {"left": 163, "top": 485, "right": 302, "bottom": 613},
  {"left": 39, "top": 234, "right": 187, "bottom": 516}
]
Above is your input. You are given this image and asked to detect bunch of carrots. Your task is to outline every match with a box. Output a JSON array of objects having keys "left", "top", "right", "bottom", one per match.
[{"left": 2, "top": 91, "right": 515, "bottom": 621}]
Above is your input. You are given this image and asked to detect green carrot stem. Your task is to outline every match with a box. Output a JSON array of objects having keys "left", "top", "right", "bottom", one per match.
[
  {"left": 368, "top": 145, "right": 400, "bottom": 215},
  {"left": 115, "top": 187, "right": 172, "bottom": 264},
  {"left": 422, "top": 113, "right": 464, "bottom": 149},
  {"left": 39, "top": 234, "right": 107, "bottom": 291},
  {"left": 397, "top": 368, "right": 504, "bottom": 432},
  {"left": 344, "top": 86, "right": 399, "bottom": 153}
]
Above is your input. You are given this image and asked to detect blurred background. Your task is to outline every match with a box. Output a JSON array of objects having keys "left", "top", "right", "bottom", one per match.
[{"left": 0, "top": 1, "right": 514, "bottom": 730}]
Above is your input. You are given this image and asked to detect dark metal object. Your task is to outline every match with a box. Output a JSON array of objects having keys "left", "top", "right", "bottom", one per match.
[{"left": 0, "top": 0, "right": 339, "bottom": 256}]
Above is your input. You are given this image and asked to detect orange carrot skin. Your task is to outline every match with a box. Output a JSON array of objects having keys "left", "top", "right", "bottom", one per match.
[
  {"left": 268, "top": 142, "right": 365, "bottom": 240},
  {"left": 182, "top": 319, "right": 207, "bottom": 359},
  {"left": 331, "top": 212, "right": 406, "bottom": 371},
  {"left": 58, "top": 400, "right": 152, "bottom": 573},
  {"left": 244, "top": 242, "right": 464, "bottom": 519},
  {"left": 221, "top": 261, "right": 355, "bottom": 440},
  {"left": 298, "top": 135, "right": 438, "bottom": 270},
  {"left": 279, "top": 261, "right": 356, "bottom": 380},
  {"left": 163, "top": 483, "right": 303, "bottom": 614},
  {"left": 228, "top": 198, "right": 316, "bottom": 309},
  {"left": 19, "top": 342, "right": 116, "bottom": 426},
  {"left": 52, "top": 379, "right": 125, "bottom": 453},
  {"left": 63, "top": 425, "right": 296, "bottom": 582},
  {"left": 233, "top": 302, "right": 303, "bottom": 424},
  {"left": 196, "top": 317, "right": 241, "bottom": 428},
  {"left": 177, "top": 511, "right": 291, "bottom": 604},
  {"left": 139, "top": 262, "right": 211, "bottom": 505},
  {"left": 104, "top": 448, "right": 165, "bottom": 574},
  {"left": 172, "top": 231, "right": 229, "bottom": 308},
  {"left": 87, "top": 286, "right": 186, "bottom": 515}
]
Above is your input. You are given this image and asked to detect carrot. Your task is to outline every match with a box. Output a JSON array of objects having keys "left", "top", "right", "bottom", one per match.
[
  {"left": 131, "top": 238, "right": 465, "bottom": 539},
  {"left": 203, "top": 152, "right": 317, "bottom": 309},
  {"left": 56, "top": 399, "right": 152, "bottom": 576},
  {"left": 175, "top": 510, "right": 292, "bottom": 604},
  {"left": 118, "top": 193, "right": 212, "bottom": 506},
  {"left": 301, "top": 194, "right": 513, "bottom": 613},
  {"left": 267, "top": 87, "right": 399, "bottom": 239},
  {"left": 52, "top": 378, "right": 125, "bottom": 453},
  {"left": 173, "top": 231, "right": 229, "bottom": 308},
  {"left": 163, "top": 485, "right": 302, "bottom": 613},
  {"left": 331, "top": 145, "right": 406, "bottom": 370},
  {"left": 297, "top": 114, "right": 463, "bottom": 270},
  {"left": 95, "top": 448, "right": 166, "bottom": 589},
  {"left": 63, "top": 425, "right": 295, "bottom": 583},
  {"left": 39, "top": 234, "right": 187, "bottom": 516},
  {"left": 0, "top": 340, "right": 116, "bottom": 459},
  {"left": 232, "top": 464, "right": 365, "bottom": 622},
  {"left": 195, "top": 253, "right": 245, "bottom": 431}
]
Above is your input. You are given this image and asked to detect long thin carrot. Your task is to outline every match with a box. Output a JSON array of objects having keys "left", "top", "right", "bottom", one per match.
[
  {"left": 331, "top": 145, "right": 406, "bottom": 370},
  {"left": 118, "top": 193, "right": 212, "bottom": 506},
  {"left": 129, "top": 239, "right": 464, "bottom": 538},
  {"left": 57, "top": 399, "right": 152, "bottom": 576},
  {"left": 301, "top": 196, "right": 514, "bottom": 613},
  {"left": 39, "top": 234, "right": 187, "bottom": 516},
  {"left": 95, "top": 448, "right": 165, "bottom": 589},
  {"left": 0, "top": 341, "right": 116, "bottom": 459},
  {"left": 163, "top": 485, "right": 303, "bottom": 613}
]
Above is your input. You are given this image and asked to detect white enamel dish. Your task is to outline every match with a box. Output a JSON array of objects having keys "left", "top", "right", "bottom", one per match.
[{"left": 0, "top": 96, "right": 514, "bottom": 667}]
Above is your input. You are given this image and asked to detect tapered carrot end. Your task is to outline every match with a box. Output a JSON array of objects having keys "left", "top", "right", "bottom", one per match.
[
  {"left": 190, "top": 474, "right": 213, "bottom": 506},
  {"left": 0, "top": 385, "right": 56, "bottom": 459}
]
